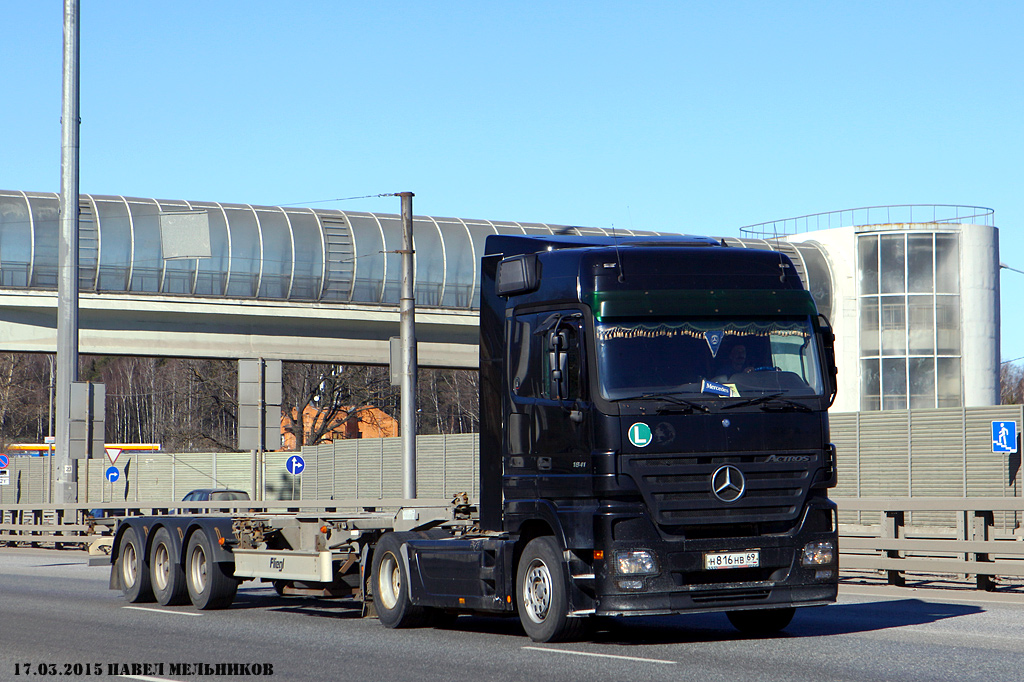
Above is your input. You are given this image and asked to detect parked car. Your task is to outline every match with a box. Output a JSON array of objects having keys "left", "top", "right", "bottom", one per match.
[{"left": 180, "top": 488, "right": 250, "bottom": 513}]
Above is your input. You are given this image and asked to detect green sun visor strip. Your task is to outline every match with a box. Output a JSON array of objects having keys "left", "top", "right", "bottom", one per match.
[{"left": 589, "top": 289, "right": 817, "bottom": 320}]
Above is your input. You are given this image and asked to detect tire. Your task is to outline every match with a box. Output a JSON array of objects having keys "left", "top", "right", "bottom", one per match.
[
  {"left": 117, "top": 526, "right": 154, "bottom": 603},
  {"left": 371, "top": 533, "right": 429, "bottom": 628},
  {"left": 184, "top": 530, "right": 238, "bottom": 610},
  {"left": 727, "top": 607, "right": 796, "bottom": 635},
  {"left": 516, "top": 536, "right": 583, "bottom": 643},
  {"left": 150, "top": 528, "right": 188, "bottom": 606}
]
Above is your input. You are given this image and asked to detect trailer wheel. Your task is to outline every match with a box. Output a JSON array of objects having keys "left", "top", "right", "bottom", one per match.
[
  {"left": 516, "top": 536, "right": 583, "bottom": 642},
  {"left": 372, "top": 533, "right": 428, "bottom": 628},
  {"left": 117, "top": 526, "right": 154, "bottom": 603},
  {"left": 727, "top": 607, "right": 796, "bottom": 635},
  {"left": 150, "top": 527, "right": 188, "bottom": 606},
  {"left": 185, "top": 530, "right": 237, "bottom": 610}
]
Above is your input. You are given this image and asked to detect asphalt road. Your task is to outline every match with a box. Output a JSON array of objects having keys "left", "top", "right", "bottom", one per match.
[{"left": 1, "top": 548, "right": 1022, "bottom": 682}]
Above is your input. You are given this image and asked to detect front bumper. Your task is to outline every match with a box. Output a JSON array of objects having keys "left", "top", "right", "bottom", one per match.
[{"left": 582, "top": 499, "right": 838, "bottom": 617}]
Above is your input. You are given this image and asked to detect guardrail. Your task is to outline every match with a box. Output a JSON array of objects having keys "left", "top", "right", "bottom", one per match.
[
  {"left": 4, "top": 498, "right": 1023, "bottom": 593},
  {"left": 836, "top": 497, "right": 1024, "bottom": 591}
]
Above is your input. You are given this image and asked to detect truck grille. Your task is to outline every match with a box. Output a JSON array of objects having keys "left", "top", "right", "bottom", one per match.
[{"left": 621, "top": 451, "right": 816, "bottom": 528}]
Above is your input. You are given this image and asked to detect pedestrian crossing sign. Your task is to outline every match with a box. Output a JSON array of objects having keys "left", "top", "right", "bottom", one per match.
[{"left": 992, "top": 421, "right": 1017, "bottom": 453}]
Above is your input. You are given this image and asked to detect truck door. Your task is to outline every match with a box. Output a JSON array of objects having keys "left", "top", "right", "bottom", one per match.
[{"left": 507, "top": 311, "right": 591, "bottom": 500}]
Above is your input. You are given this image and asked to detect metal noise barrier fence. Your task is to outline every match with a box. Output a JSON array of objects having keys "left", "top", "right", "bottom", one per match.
[
  {"left": 0, "top": 433, "right": 479, "bottom": 506},
  {"left": 830, "top": 405, "right": 1023, "bottom": 530}
]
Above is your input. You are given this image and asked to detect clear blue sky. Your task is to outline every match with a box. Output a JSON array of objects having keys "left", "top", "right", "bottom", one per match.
[{"left": 3, "top": 1, "right": 1023, "bottom": 365}]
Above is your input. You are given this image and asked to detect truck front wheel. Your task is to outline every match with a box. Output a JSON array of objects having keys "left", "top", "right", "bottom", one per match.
[
  {"left": 184, "top": 530, "right": 237, "bottom": 610},
  {"left": 117, "top": 526, "right": 154, "bottom": 603},
  {"left": 371, "top": 533, "right": 428, "bottom": 628},
  {"left": 516, "top": 536, "right": 583, "bottom": 642},
  {"left": 727, "top": 607, "right": 796, "bottom": 635},
  {"left": 150, "top": 527, "right": 188, "bottom": 606}
]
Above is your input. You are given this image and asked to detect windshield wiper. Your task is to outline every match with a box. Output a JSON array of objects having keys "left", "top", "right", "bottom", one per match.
[
  {"left": 624, "top": 392, "right": 710, "bottom": 413},
  {"left": 721, "top": 392, "right": 813, "bottom": 412},
  {"left": 759, "top": 398, "right": 813, "bottom": 413}
]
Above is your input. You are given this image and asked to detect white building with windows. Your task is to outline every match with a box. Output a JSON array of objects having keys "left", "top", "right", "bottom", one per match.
[{"left": 739, "top": 206, "right": 999, "bottom": 413}]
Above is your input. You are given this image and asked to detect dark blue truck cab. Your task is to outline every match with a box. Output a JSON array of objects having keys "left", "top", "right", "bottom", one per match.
[{"left": 389, "top": 233, "right": 839, "bottom": 641}]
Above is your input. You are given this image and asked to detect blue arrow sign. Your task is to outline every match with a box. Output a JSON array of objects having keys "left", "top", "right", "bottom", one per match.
[
  {"left": 992, "top": 421, "right": 1018, "bottom": 453},
  {"left": 0, "top": 454, "right": 8, "bottom": 469},
  {"left": 105, "top": 466, "right": 120, "bottom": 483},
  {"left": 287, "top": 455, "right": 305, "bottom": 476}
]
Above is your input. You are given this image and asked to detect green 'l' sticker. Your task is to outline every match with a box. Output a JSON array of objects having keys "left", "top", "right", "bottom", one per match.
[{"left": 629, "top": 422, "right": 652, "bottom": 447}]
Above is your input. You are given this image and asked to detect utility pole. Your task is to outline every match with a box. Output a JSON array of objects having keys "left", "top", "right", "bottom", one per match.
[
  {"left": 55, "top": 0, "right": 80, "bottom": 504},
  {"left": 398, "top": 192, "right": 417, "bottom": 499}
]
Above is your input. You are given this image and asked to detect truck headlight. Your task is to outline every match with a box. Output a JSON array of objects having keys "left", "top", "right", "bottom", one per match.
[
  {"left": 616, "top": 550, "right": 658, "bottom": 575},
  {"left": 801, "top": 541, "right": 835, "bottom": 566}
]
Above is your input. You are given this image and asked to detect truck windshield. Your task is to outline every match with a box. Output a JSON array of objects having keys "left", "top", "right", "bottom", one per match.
[{"left": 595, "top": 316, "right": 825, "bottom": 401}]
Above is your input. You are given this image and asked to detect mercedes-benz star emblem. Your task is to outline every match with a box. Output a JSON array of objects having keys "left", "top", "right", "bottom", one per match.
[{"left": 711, "top": 465, "right": 746, "bottom": 503}]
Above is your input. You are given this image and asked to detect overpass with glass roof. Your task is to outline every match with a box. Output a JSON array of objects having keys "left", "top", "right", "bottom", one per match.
[
  {"left": 0, "top": 190, "right": 830, "bottom": 368},
  {"left": 0, "top": 191, "right": 645, "bottom": 367}
]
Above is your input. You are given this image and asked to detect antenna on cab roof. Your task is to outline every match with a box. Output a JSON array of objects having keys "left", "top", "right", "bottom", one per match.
[{"left": 611, "top": 223, "right": 625, "bottom": 283}]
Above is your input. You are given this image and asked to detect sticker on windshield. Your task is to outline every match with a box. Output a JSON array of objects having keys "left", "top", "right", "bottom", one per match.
[
  {"left": 701, "top": 379, "right": 732, "bottom": 397},
  {"left": 705, "top": 331, "right": 725, "bottom": 358},
  {"left": 628, "top": 422, "right": 653, "bottom": 447}
]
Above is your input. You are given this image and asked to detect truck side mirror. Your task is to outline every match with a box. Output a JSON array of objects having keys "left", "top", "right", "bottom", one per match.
[
  {"left": 497, "top": 254, "right": 541, "bottom": 296},
  {"left": 548, "top": 330, "right": 569, "bottom": 400},
  {"left": 818, "top": 314, "right": 838, "bottom": 405}
]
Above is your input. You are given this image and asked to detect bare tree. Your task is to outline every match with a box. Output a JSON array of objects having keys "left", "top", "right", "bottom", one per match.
[
  {"left": 417, "top": 368, "right": 478, "bottom": 435},
  {"left": 1001, "top": 362, "right": 1024, "bottom": 405},
  {"left": 0, "top": 354, "right": 483, "bottom": 453},
  {"left": 282, "top": 363, "right": 398, "bottom": 448},
  {"left": 0, "top": 352, "right": 50, "bottom": 448}
]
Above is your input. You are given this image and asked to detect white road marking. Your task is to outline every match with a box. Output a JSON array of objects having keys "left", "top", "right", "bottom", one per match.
[
  {"left": 123, "top": 606, "right": 203, "bottom": 617},
  {"left": 523, "top": 646, "right": 678, "bottom": 664}
]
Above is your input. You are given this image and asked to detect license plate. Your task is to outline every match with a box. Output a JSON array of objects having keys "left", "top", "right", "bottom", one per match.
[{"left": 704, "top": 551, "right": 760, "bottom": 570}]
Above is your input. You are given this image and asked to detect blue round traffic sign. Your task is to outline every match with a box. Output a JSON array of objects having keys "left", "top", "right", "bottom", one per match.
[
  {"left": 105, "top": 466, "right": 120, "bottom": 483},
  {"left": 0, "top": 454, "right": 8, "bottom": 469},
  {"left": 286, "top": 455, "right": 305, "bottom": 476}
]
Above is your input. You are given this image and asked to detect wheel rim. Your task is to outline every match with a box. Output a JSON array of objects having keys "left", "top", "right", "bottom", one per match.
[
  {"left": 189, "top": 544, "right": 208, "bottom": 594},
  {"left": 154, "top": 543, "right": 170, "bottom": 590},
  {"left": 121, "top": 541, "right": 138, "bottom": 587},
  {"left": 377, "top": 551, "right": 400, "bottom": 610},
  {"left": 522, "top": 558, "right": 552, "bottom": 624}
]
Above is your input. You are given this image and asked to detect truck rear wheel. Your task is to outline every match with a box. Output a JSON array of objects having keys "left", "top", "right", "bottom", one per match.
[
  {"left": 372, "top": 533, "right": 428, "bottom": 628},
  {"left": 185, "top": 530, "right": 237, "bottom": 610},
  {"left": 117, "top": 526, "right": 154, "bottom": 603},
  {"left": 516, "top": 536, "right": 583, "bottom": 642},
  {"left": 727, "top": 607, "right": 796, "bottom": 635},
  {"left": 150, "top": 527, "right": 188, "bottom": 606}
]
